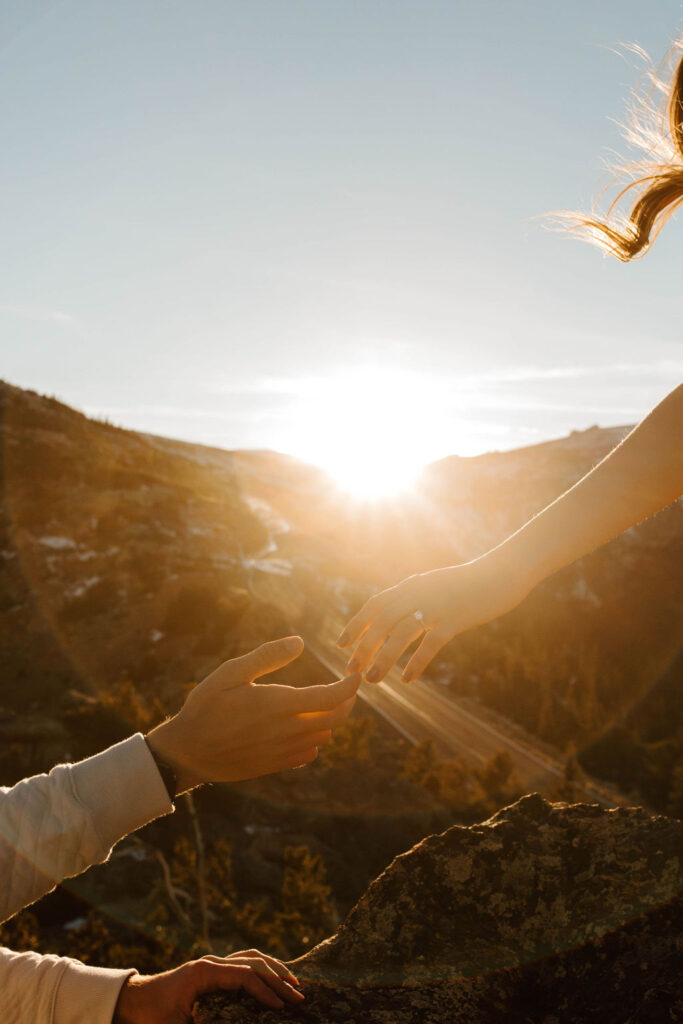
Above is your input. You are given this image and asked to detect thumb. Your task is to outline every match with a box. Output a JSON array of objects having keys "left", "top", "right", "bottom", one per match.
[{"left": 222, "top": 636, "right": 304, "bottom": 686}]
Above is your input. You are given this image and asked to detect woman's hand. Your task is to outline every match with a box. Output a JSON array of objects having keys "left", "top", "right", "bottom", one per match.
[
  {"left": 146, "top": 637, "right": 359, "bottom": 792},
  {"left": 113, "top": 950, "right": 304, "bottom": 1023},
  {"left": 337, "top": 554, "right": 532, "bottom": 683}
]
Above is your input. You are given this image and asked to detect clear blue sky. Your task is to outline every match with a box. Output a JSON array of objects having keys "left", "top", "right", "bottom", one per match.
[{"left": 2, "top": 1, "right": 682, "bottom": 473}]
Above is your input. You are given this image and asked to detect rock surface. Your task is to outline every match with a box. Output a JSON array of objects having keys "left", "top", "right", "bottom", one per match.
[{"left": 193, "top": 794, "right": 682, "bottom": 1023}]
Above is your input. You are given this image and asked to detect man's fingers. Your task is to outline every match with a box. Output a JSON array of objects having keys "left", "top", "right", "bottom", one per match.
[
  {"left": 276, "top": 728, "right": 332, "bottom": 755},
  {"left": 220, "top": 636, "right": 304, "bottom": 686},
  {"left": 365, "top": 616, "right": 424, "bottom": 682},
  {"left": 293, "top": 695, "right": 356, "bottom": 731},
  {"left": 193, "top": 963, "right": 282, "bottom": 1008},
  {"left": 285, "top": 672, "right": 360, "bottom": 713},
  {"left": 239, "top": 970, "right": 286, "bottom": 1009},
  {"left": 209, "top": 956, "right": 304, "bottom": 1002},
  {"left": 402, "top": 627, "right": 451, "bottom": 683},
  {"left": 277, "top": 746, "right": 319, "bottom": 770},
  {"left": 212, "top": 950, "right": 299, "bottom": 985}
]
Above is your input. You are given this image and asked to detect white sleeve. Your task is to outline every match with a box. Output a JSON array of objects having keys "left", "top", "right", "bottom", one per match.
[
  {"left": 0, "top": 732, "right": 173, "bottom": 923},
  {"left": 0, "top": 945, "right": 135, "bottom": 1024}
]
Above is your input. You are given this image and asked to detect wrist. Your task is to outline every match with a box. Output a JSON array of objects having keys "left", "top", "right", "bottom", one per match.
[
  {"left": 145, "top": 719, "right": 203, "bottom": 795},
  {"left": 482, "top": 536, "right": 541, "bottom": 599},
  {"left": 113, "top": 974, "right": 148, "bottom": 1024}
]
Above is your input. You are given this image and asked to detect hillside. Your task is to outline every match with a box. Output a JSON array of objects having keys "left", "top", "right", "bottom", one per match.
[
  {"left": 232, "top": 421, "right": 683, "bottom": 812},
  {"left": 2, "top": 380, "right": 681, "bottom": 808},
  {"left": 0, "top": 379, "right": 680, "bottom": 977},
  {"left": 1, "top": 381, "right": 521, "bottom": 970}
]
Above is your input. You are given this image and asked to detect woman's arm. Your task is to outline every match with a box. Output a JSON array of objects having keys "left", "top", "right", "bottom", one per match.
[{"left": 338, "top": 384, "right": 683, "bottom": 682}]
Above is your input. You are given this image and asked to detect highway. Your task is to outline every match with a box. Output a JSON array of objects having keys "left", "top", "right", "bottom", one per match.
[{"left": 307, "top": 638, "right": 568, "bottom": 791}]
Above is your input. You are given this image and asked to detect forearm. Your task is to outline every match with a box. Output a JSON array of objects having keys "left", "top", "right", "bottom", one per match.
[
  {"left": 0, "top": 945, "right": 133, "bottom": 1024},
  {"left": 0, "top": 735, "right": 172, "bottom": 924},
  {"left": 493, "top": 384, "right": 683, "bottom": 587}
]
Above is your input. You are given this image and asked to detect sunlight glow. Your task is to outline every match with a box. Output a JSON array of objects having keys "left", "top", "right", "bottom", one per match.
[{"left": 278, "top": 366, "right": 458, "bottom": 500}]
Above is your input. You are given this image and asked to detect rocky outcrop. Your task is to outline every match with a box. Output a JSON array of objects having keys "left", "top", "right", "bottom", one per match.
[{"left": 194, "top": 794, "right": 682, "bottom": 1023}]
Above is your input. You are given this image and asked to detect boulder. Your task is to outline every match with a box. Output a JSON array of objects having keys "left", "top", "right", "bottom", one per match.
[{"left": 194, "top": 794, "right": 682, "bottom": 1023}]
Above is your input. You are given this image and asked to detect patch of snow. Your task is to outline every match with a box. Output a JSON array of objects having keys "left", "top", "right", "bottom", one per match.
[
  {"left": 243, "top": 557, "right": 292, "bottom": 577},
  {"left": 77, "top": 550, "right": 97, "bottom": 561},
  {"left": 63, "top": 917, "right": 87, "bottom": 932},
  {"left": 244, "top": 824, "right": 281, "bottom": 837},
  {"left": 150, "top": 629, "right": 164, "bottom": 643},
  {"left": 244, "top": 495, "right": 291, "bottom": 535},
  {"left": 1, "top": 550, "right": 16, "bottom": 560},
  {"left": 571, "top": 576, "right": 601, "bottom": 606},
  {"left": 39, "top": 536, "right": 76, "bottom": 550},
  {"left": 71, "top": 576, "right": 100, "bottom": 597}
]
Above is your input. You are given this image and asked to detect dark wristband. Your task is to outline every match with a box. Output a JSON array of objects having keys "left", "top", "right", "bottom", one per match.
[{"left": 145, "top": 739, "right": 177, "bottom": 803}]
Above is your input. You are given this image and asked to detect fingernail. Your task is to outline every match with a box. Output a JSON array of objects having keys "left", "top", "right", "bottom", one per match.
[
  {"left": 402, "top": 671, "right": 413, "bottom": 684},
  {"left": 337, "top": 632, "right": 349, "bottom": 647},
  {"left": 366, "top": 666, "right": 379, "bottom": 682},
  {"left": 285, "top": 636, "right": 302, "bottom": 651},
  {"left": 347, "top": 658, "right": 358, "bottom": 673}
]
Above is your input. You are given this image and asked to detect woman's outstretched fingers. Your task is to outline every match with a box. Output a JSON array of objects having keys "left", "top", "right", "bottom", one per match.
[
  {"left": 336, "top": 592, "right": 387, "bottom": 648},
  {"left": 402, "top": 627, "right": 451, "bottom": 683},
  {"left": 365, "top": 616, "right": 424, "bottom": 682},
  {"left": 345, "top": 609, "right": 404, "bottom": 673}
]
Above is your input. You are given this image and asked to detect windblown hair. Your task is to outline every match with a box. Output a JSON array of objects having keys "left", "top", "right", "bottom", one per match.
[{"left": 557, "top": 39, "right": 683, "bottom": 260}]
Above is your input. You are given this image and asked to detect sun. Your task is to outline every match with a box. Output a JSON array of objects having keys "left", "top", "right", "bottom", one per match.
[{"left": 279, "top": 365, "right": 451, "bottom": 500}]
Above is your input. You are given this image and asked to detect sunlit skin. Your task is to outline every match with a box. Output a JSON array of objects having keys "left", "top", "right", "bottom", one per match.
[{"left": 338, "top": 383, "right": 683, "bottom": 683}]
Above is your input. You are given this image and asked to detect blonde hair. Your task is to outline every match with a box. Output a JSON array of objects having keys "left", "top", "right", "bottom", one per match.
[{"left": 558, "top": 39, "right": 683, "bottom": 260}]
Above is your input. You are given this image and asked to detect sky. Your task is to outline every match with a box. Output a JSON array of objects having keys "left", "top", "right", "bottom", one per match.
[{"left": 2, "top": 0, "right": 682, "bottom": 488}]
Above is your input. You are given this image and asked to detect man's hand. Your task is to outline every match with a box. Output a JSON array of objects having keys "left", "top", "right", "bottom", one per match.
[
  {"left": 113, "top": 950, "right": 304, "bottom": 1023},
  {"left": 146, "top": 636, "right": 359, "bottom": 792}
]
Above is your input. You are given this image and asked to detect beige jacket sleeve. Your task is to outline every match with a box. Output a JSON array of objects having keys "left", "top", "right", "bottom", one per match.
[{"left": 0, "top": 733, "right": 174, "bottom": 1024}]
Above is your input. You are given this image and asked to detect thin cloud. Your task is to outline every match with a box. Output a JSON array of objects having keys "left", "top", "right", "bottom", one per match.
[
  {"left": 0, "top": 302, "right": 78, "bottom": 326},
  {"left": 461, "top": 360, "right": 683, "bottom": 386},
  {"left": 213, "top": 360, "right": 683, "bottom": 398}
]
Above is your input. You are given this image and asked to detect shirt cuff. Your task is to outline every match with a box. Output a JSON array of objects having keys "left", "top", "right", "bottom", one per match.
[
  {"left": 54, "top": 960, "right": 136, "bottom": 1024},
  {"left": 70, "top": 734, "right": 173, "bottom": 853}
]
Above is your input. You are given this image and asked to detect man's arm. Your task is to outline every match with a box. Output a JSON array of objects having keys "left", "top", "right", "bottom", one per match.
[
  {"left": 0, "top": 636, "right": 358, "bottom": 1022},
  {"left": 0, "top": 735, "right": 172, "bottom": 926},
  {"left": 0, "top": 945, "right": 135, "bottom": 1024}
]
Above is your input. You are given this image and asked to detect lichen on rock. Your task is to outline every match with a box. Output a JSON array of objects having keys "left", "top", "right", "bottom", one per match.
[{"left": 193, "top": 794, "right": 683, "bottom": 1023}]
